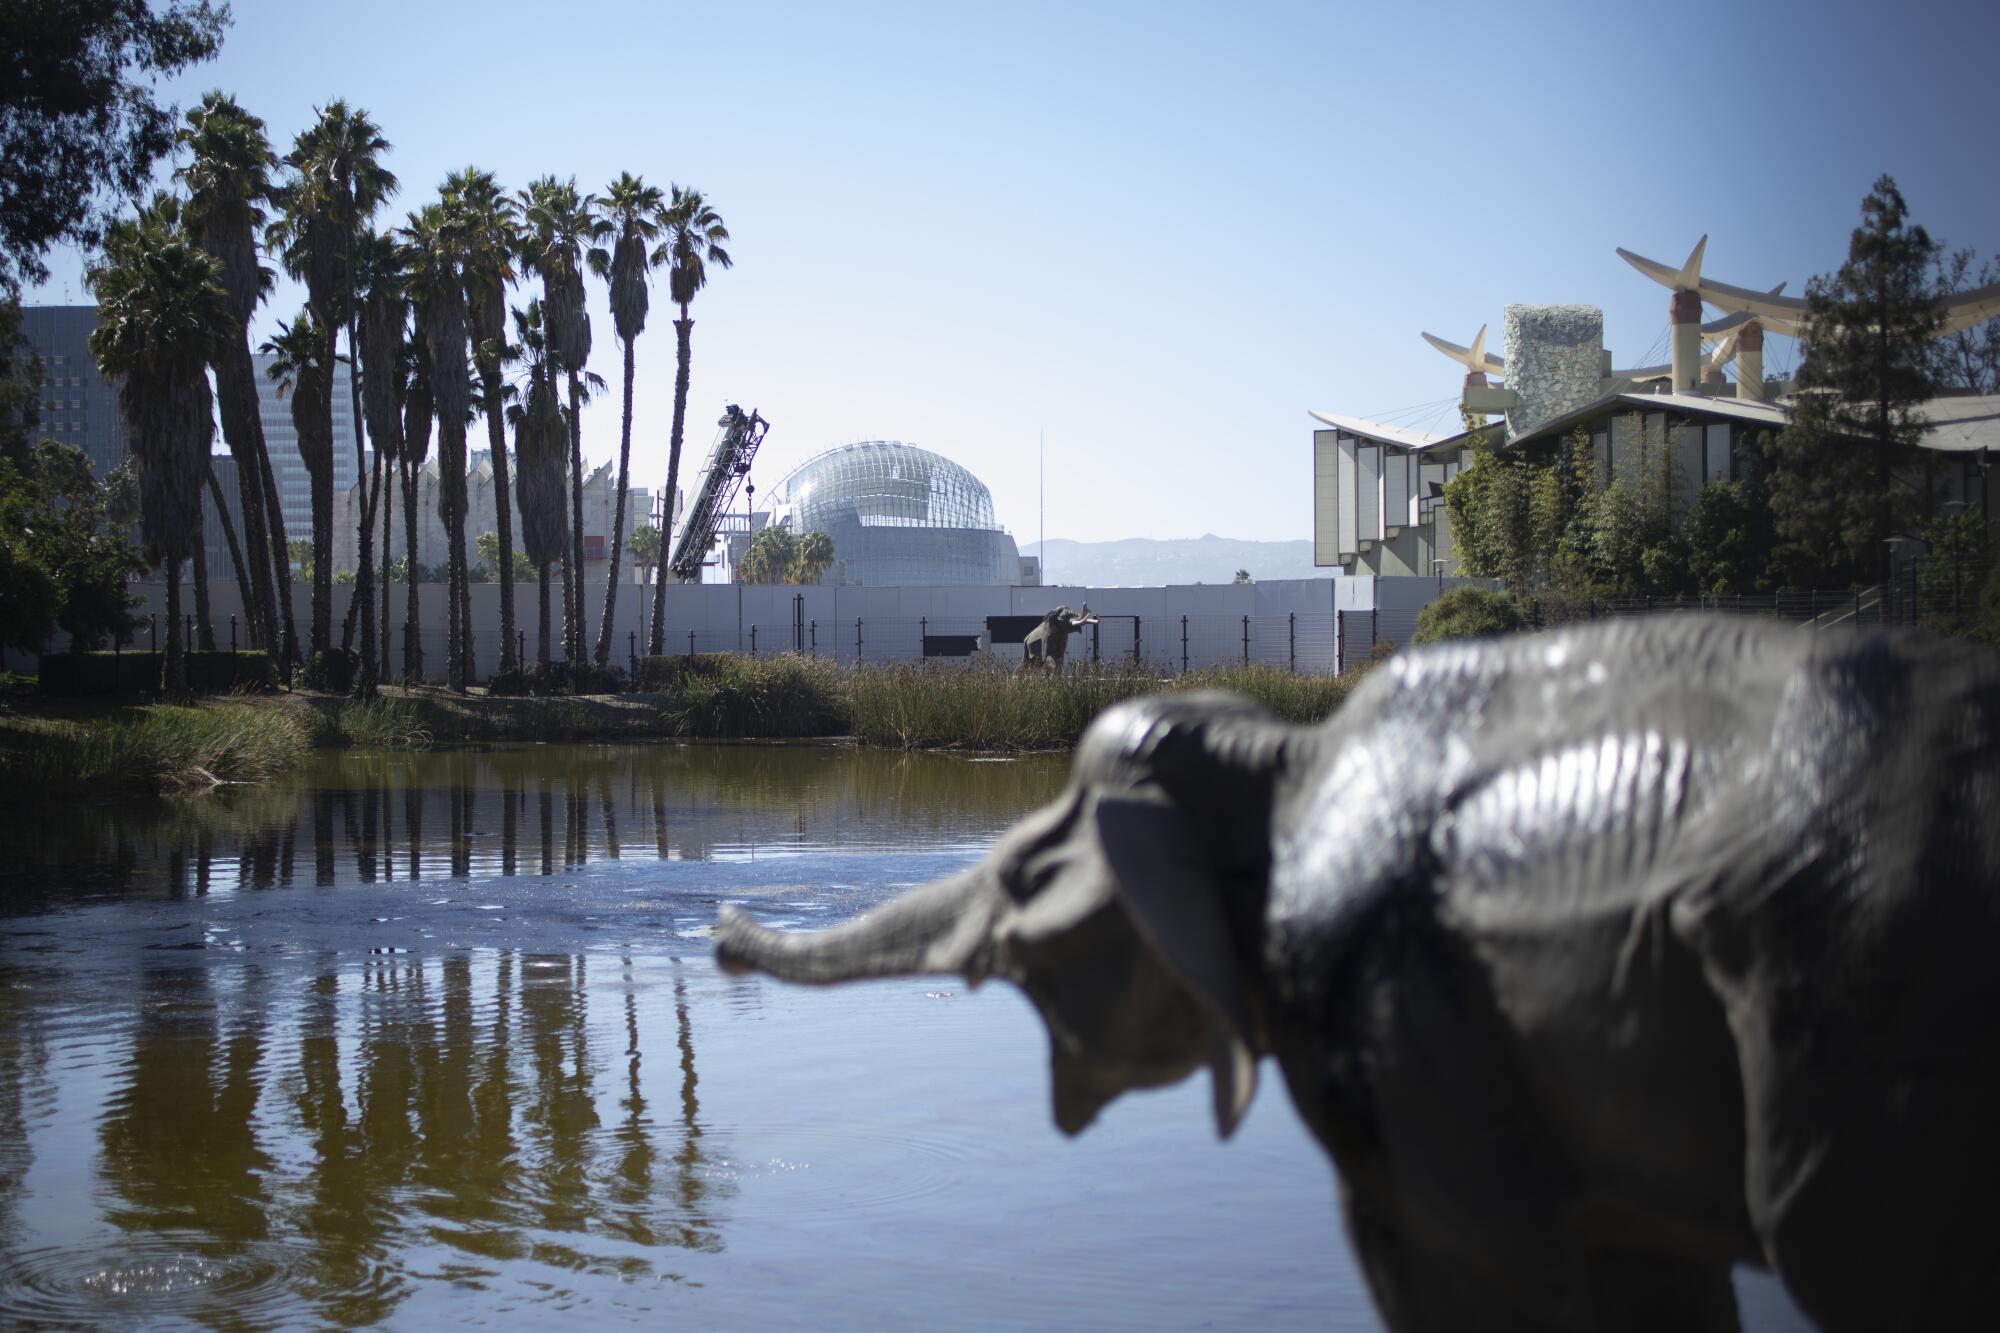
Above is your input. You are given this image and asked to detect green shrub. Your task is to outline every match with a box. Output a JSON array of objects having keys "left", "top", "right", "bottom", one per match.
[
  {"left": 659, "top": 653, "right": 848, "bottom": 738},
  {"left": 632, "top": 653, "right": 734, "bottom": 691},
  {"left": 302, "top": 648, "right": 356, "bottom": 693},
  {"left": 322, "top": 696, "right": 432, "bottom": 749},
  {"left": 37, "top": 649, "right": 277, "bottom": 696},
  {"left": 1410, "top": 586, "right": 1527, "bottom": 646},
  {"left": 491, "top": 662, "right": 628, "bottom": 696}
]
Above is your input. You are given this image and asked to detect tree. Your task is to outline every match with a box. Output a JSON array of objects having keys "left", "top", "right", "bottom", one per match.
[
  {"left": 793, "top": 530, "right": 835, "bottom": 585},
  {"left": 1771, "top": 175, "right": 1943, "bottom": 587},
  {"left": 175, "top": 89, "right": 288, "bottom": 662},
  {"left": 518, "top": 175, "right": 605, "bottom": 663},
  {"left": 87, "top": 195, "right": 233, "bottom": 697},
  {"left": 443, "top": 167, "right": 521, "bottom": 671},
  {"left": 506, "top": 301, "right": 570, "bottom": 666},
  {"left": 1232, "top": 568, "right": 1251, "bottom": 585},
  {"left": 0, "top": 443, "right": 143, "bottom": 654},
  {"left": 737, "top": 526, "right": 796, "bottom": 584},
  {"left": 649, "top": 185, "right": 731, "bottom": 654},
  {"left": 287, "top": 535, "right": 312, "bottom": 583},
  {"left": 401, "top": 202, "right": 474, "bottom": 689},
  {"left": 588, "top": 172, "right": 667, "bottom": 666},
  {"left": 475, "top": 529, "right": 534, "bottom": 583},
  {"left": 1928, "top": 249, "right": 2000, "bottom": 396},
  {"left": 352, "top": 228, "right": 407, "bottom": 696},
  {"left": 1410, "top": 586, "right": 1524, "bottom": 646},
  {"left": 398, "top": 333, "right": 432, "bottom": 680},
  {"left": 268, "top": 100, "right": 397, "bottom": 673},
  {"left": 0, "top": 0, "right": 225, "bottom": 292},
  {"left": 262, "top": 311, "right": 335, "bottom": 650}
]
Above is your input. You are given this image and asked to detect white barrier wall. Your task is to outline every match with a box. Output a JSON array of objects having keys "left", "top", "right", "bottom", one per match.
[{"left": 12, "top": 572, "right": 1476, "bottom": 679}]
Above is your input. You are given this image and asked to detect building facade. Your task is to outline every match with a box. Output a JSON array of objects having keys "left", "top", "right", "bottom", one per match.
[
  {"left": 18, "top": 305, "right": 129, "bottom": 480},
  {"left": 757, "top": 440, "right": 1029, "bottom": 585},
  {"left": 254, "top": 350, "right": 356, "bottom": 546}
]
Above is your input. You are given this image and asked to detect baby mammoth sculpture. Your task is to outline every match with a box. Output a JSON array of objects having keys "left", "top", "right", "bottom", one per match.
[
  {"left": 1020, "top": 603, "right": 1099, "bottom": 671},
  {"left": 716, "top": 617, "right": 2000, "bottom": 1332}
]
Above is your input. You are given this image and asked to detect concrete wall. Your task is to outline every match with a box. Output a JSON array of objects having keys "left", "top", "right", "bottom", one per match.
[{"left": 15, "top": 573, "right": 1481, "bottom": 681}]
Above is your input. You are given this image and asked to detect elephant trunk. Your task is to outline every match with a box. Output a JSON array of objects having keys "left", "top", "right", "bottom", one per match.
[{"left": 715, "top": 866, "right": 999, "bottom": 984}]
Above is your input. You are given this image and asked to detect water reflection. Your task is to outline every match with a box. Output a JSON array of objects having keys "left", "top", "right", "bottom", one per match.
[{"left": 0, "top": 743, "right": 1067, "bottom": 904}]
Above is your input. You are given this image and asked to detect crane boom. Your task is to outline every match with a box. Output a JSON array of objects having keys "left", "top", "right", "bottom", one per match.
[{"left": 669, "top": 405, "right": 769, "bottom": 581}]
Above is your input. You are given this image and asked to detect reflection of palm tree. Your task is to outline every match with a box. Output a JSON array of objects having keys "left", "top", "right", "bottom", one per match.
[
  {"left": 98, "top": 966, "right": 273, "bottom": 1244},
  {"left": 520, "top": 953, "right": 600, "bottom": 1231}
]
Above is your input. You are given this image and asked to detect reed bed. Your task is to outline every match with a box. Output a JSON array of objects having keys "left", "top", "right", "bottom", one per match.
[{"left": 0, "top": 702, "right": 310, "bottom": 795}]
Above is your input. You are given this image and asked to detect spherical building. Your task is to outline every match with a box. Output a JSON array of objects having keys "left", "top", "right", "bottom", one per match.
[{"left": 763, "top": 440, "right": 1026, "bottom": 586}]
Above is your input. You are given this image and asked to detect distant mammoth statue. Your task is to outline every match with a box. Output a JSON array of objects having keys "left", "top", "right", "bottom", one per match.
[
  {"left": 1020, "top": 603, "right": 1099, "bottom": 671},
  {"left": 718, "top": 617, "right": 2000, "bottom": 1331}
]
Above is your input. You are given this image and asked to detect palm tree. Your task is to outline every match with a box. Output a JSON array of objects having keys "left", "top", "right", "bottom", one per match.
[
  {"left": 401, "top": 202, "right": 473, "bottom": 690},
  {"left": 519, "top": 175, "right": 606, "bottom": 663},
  {"left": 506, "top": 301, "right": 570, "bottom": 667},
  {"left": 443, "top": 167, "right": 522, "bottom": 672},
  {"left": 175, "top": 90, "right": 289, "bottom": 665},
  {"left": 399, "top": 334, "right": 433, "bottom": 682},
  {"left": 586, "top": 173, "right": 666, "bottom": 667},
  {"left": 88, "top": 197, "right": 234, "bottom": 699},
  {"left": 626, "top": 519, "right": 662, "bottom": 647},
  {"left": 649, "top": 185, "right": 732, "bottom": 654},
  {"left": 261, "top": 310, "right": 335, "bottom": 665},
  {"left": 268, "top": 100, "right": 397, "bottom": 672},
  {"left": 353, "top": 228, "right": 407, "bottom": 698},
  {"left": 794, "top": 530, "right": 836, "bottom": 584}
]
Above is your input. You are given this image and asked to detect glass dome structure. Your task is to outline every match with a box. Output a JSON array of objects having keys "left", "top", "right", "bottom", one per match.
[{"left": 764, "top": 440, "right": 1023, "bottom": 585}]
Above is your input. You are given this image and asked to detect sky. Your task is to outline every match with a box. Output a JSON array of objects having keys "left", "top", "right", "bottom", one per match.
[{"left": 25, "top": 0, "right": 2000, "bottom": 546}]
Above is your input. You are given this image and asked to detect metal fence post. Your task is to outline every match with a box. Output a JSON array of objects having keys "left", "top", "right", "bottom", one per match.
[
  {"left": 921, "top": 616, "right": 927, "bottom": 658},
  {"left": 1133, "top": 617, "right": 1142, "bottom": 663},
  {"left": 1370, "top": 608, "right": 1378, "bottom": 651},
  {"left": 810, "top": 619, "right": 816, "bottom": 657},
  {"left": 149, "top": 613, "right": 157, "bottom": 651},
  {"left": 688, "top": 629, "right": 695, "bottom": 658},
  {"left": 518, "top": 628, "right": 526, "bottom": 666},
  {"left": 855, "top": 618, "right": 863, "bottom": 662},
  {"left": 1180, "top": 615, "right": 1189, "bottom": 674},
  {"left": 1091, "top": 618, "right": 1100, "bottom": 664},
  {"left": 1335, "top": 609, "right": 1343, "bottom": 675},
  {"left": 1242, "top": 614, "right": 1250, "bottom": 665},
  {"left": 629, "top": 631, "right": 637, "bottom": 677},
  {"left": 231, "top": 614, "right": 238, "bottom": 654},
  {"left": 1289, "top": 611, "right": 1296, "bottom": 672}
]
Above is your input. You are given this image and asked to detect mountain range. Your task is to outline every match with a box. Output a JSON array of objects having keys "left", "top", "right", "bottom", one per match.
[{"left": 1022, "top": 536, "right": 1336, "bottom": 588}]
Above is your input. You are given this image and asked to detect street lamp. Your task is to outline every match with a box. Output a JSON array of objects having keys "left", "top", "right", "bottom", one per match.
[{"left": 1431, "top": 559, "right": 1446, "bottom": 596}]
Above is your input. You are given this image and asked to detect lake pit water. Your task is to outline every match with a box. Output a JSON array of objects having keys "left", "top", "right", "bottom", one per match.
[{"left": 0, "top": 743, "right": 1811, "bottom": 1330}]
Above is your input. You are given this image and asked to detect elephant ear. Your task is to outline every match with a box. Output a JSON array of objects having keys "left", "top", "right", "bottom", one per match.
[{"left": 1094, "top": 793, "right": 1260, "bottom": 1137}]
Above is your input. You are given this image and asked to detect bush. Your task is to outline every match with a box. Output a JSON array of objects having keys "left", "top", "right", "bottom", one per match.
[
  {"left": 632, "top": 653, "right": 734, "bottom": 692},
  {"left": 662, "top": 653, "right": 848, "bottom": 738},
  {"left": 302, "top": 648, "right": 357, "bottom": 693},
  {"left": 0, "top": 702, "right": 309, "bottom": 794},
  {"left": 37, "top": 649, "right": 277, "bottom": 696},
  {"left": 1410, "top": 586, "right": 1527, "bottom": 647},
  {"left": 489, "top": 662, "right": 628, "bottom": 696}
]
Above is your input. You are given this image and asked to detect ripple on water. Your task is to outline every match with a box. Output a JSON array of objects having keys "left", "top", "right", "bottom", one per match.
[
  {"left": 0, "top": 1238, "right": 318, "bottom": 1330},
  {"left": 709, "top": 1119, "right": 1004, "bottom": 1222}
]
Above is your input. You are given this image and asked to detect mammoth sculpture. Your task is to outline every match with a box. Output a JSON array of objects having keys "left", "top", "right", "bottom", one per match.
[
  {"left": 1020, "top": 603, "right": 1099, "bottom": 671},
  {"left": 716, "top": 617, "right": 2000, "bottom": 1332}
]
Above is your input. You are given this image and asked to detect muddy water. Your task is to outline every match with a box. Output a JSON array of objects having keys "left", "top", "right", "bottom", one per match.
[{"left": 0, "top": 744, "right": 1811, "bottom": 1330}]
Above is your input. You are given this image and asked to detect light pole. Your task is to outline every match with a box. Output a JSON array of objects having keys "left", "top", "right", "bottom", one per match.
[{"left": 1431, "top": 559, "right": 1446, "bottom": 596}]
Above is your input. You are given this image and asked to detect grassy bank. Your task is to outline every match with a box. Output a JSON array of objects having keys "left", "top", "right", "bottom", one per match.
[{"left": 0, "top": 655, "right": 1367, "bottom": 796}]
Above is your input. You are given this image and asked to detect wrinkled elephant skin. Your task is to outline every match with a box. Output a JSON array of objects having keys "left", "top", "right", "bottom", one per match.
[{"left": 717, "top": 617, "right": 2000, "bottom": 1332}]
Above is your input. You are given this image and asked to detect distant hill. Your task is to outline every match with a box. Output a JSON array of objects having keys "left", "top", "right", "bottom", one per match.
[{"left": 1023, "top": 535, "right": 1335, "bottom": 587}]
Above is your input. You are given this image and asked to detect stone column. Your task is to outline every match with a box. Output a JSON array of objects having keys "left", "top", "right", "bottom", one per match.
[
  {"left": 1735, "top": 320, "right": 1765, "bottom": 401},
  {"left": 1671, "top": 290, "right": 1702, "bottom": 393}
]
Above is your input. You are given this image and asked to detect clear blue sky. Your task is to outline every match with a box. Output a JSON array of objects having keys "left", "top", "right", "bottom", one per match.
[{"left": 25, "top": 0, "right": 2000, "bottom": 545}]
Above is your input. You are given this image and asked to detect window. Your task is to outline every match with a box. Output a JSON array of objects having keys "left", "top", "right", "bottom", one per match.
[{"left": 1704, "top": 424, "right": 1730, "bottom": 483}]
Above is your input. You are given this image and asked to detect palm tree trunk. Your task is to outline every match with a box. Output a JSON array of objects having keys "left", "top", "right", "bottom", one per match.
[
  {"left": 650, "top": 314, "right": 694, "bottom": 655},
  {"left": 310, "top": 456, "right": 333, "bottom": 660},
  {"left": 352, "top": 431, "right": 383, "bottom": 697},
  {"left": 205, "top": 464, "right": 252, "bottom": 641},
  {"left": 482, "top": 376, "right": 518, "bottom": 672},
  {"left": 559, "top": 532, "right": 575, "bottom": 665},
  {"left": 538, "top": 562, "right": 552, "bottom": 667},
  {"left": 213, "top": 342, "right": 276, "bottom": 649},
  {"left": 379, "top": 465, "right": 393, "bottom": 681},
  {"left": 594, "top": 335, "right": 637, "bottom": 668},
  {"left": 191, "top": 519, "right": 216, "bottom": 652},
  {"left": 255, "top": 425, "right": 298, "bottom": 677},
  {"left": 162, "top": 556, "right": 188, "bottom": 699},
  {"left": 401, "top": 454, "right": 423, "bottom": 682},
  {"left": 567, "top": 371, "right": 586, "bottom": 664},
  {"left": 445, "top": 474, "right": 466, "bottom": 691}
]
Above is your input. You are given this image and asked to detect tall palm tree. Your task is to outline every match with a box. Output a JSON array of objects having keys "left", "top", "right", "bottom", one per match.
[
  {"left": 586, "top": 173, "right": 666, "bottom": 667},
  {"left": 649, "top": 185, "right": 732, "bottom": 655},
  {"left": 354, "top": 229, "right": 406, "bottom": 698},
  {"left": 401, "top": 202, "right": 473, "bottom": 691},
  {"left": 506, "top": 301, "right": 570, "bottom": 667},
  {"left": 261, "top": 310, "right": 335, "bottom": 667},
  {"left": 399, "top": 335, "right": 433, "bottom": 682},
  {"left": 268, "top": 100, "right": 397, "bottom": 672},
  {"left": 519, "top": 175, "right": 606, "bottom": 664},
  {"left": 794, "top": 530, "right": 836, "bottom": 584},
  {"left": 175, "top": 90, "right": 288, "bottom": 665},
  {"left": 442, "top": 168, "right": 521, "bottom": 672},
  {"left": 88, "top": 198, "right": 234, "bottom": 699}
]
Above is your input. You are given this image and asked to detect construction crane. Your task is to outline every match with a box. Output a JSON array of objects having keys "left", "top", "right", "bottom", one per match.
[{"left": 669, "top": 404, "right": 769, "bottom": 581}]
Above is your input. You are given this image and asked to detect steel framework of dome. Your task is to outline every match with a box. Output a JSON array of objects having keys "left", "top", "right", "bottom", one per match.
[{"left": 764, "top": 440, "right": 1022, "bottom": 585}]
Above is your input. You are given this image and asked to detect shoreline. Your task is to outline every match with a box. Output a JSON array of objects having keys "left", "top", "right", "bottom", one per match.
[{"left": 0, "top": 658, "right": 1363, "bottom": 799}]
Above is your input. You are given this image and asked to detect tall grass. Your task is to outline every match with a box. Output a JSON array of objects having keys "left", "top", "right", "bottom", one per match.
[
  {"left": 844, "top": 660, "right": 1362, "bottom": 751},
  {"left": 659, "top": 653, "right": 849, "bottom": 738},
  {"left": 0, "top": 703, "right": 310, "bottom": 795}
]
